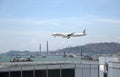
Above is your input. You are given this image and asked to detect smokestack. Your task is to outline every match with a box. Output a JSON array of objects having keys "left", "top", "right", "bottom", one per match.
[
  {"left": 47, "top": 41, "right": 48, "bottom": 55},
  {"left": 39, "top": 43, "right": 41, "bottom": 56}
]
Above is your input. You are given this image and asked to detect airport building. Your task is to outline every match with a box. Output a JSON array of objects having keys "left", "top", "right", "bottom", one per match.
[
  {"left": 0, "top": 56, "right": 120, "bottom": 77},
  {"left": 99, "top": 56, "right": 120, "bottom": 77},
  {"left": 0, "top": 60, "right": 99, "bottom": 77}
]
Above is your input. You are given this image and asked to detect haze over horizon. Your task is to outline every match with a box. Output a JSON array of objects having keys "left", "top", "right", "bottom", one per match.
[{"left": 0, "top": 0, "right": 120, "bottom": 53}]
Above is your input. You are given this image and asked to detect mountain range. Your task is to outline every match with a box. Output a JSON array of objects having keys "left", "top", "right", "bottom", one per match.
[
  {"left": 1, "top": 42, "right": 120, "bottom": 56},
  {"left": 56, "top": 42, "right": 120, "bottom": 55}
]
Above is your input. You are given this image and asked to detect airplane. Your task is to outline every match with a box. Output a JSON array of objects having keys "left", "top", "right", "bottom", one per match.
[{"left": 51, "top": 29, "right": 86, "bottom": 39}]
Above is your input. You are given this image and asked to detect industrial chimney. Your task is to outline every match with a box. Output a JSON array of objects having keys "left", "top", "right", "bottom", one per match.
[{"left": 46, "top": 41, "right": 48, "bottom": 55}]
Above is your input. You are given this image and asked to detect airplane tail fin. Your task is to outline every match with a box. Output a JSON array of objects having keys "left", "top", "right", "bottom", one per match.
[{"left": 83, "top": 29, "right": 86, "bottom": 33}]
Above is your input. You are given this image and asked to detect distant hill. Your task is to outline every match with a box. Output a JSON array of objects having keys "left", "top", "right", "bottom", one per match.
[
  {"left": 1, "top": 42, "right": 120, "bottom": 56},
  {"left": 56, "top": 42, "right": 120, "bottom": 55},
  {"left": 1, "top": 50, "right": 33, "bottom": 56}
]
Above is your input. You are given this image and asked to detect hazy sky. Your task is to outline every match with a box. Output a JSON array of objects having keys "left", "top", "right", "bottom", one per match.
[{"left": 0, "top": 0, "right": 120, "bottom": 53}]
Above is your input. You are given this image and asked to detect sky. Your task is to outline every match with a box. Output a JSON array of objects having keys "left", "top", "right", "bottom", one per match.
[{"left": 0, "top": 0, "right": 120, "bottom": 53}]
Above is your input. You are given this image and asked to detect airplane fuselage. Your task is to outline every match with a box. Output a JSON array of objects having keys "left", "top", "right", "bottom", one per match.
[
  {"left": 51, "top": 30, "right": 86, "bottom": 39},
  {"left": 70, "top": 33, "right": 86, "bottom": 37}
]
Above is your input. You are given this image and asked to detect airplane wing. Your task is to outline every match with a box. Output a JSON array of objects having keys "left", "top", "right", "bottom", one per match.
[{"left": 66, "top": 32, "right": 75, "bottom": 39}]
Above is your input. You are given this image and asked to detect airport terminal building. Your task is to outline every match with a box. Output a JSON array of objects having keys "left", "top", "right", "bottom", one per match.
[
  {"left": 0, "top": 60, "right": 98, "bottom": 77},
  {"left": 0, "top": 56, "right": 120, "bottom": 77}
]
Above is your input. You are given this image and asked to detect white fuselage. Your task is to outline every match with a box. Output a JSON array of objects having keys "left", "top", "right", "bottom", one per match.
[
  {"left": 70, "top": 33, "right": 86, "bottom": 37},
  {"left": 51, "top": 31, "right": 86, "bottom": 39}
]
